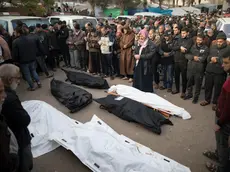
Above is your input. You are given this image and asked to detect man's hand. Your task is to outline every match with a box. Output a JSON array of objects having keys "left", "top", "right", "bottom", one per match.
[
  {"left": 180, "top": 46, "right": 187, "bottom": 53},
  {"left": 163, "top": 52, "right": 169, "bottom": 57},
  {"left": 211, "top": 57, "right": 217, "bottom": 63},
  {"left": 124, "top": 45, "right": 127, "bottom": 49},
  {"left": 214, "top": 124, "right": 221, "bottom": 132},
  {"left": 194, "top": 56, "right": 199, "bottom": 61},
  {"left": 134, "top": 55, "right": 140, "bottom": 60}
]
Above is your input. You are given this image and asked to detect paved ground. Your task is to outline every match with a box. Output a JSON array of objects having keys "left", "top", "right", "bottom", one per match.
[{"left": 17, "top": 68, "right": 216, "bottom": 172}]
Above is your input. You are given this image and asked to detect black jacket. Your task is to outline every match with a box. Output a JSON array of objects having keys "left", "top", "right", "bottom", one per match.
[
  {"left": 36, "top": 30, "right": 49, "bottom": 55},
  {"left": 206, "top": 42, "right": 229, "bottom": 74},
  {"left": 48, "top": 30, "right": 60, "bottom": 51},
  {"left": 12, "top": 34, "right": 45, "bottom": 64},
  {"left": 2, "top": 87, "right": 31, "bottom": 149},
  {"left": 185, "top": 44, "right": 209, "bottom": 74},
  {"left": 0, "top": 114, "right": 17, "bottom": 172},
  {"left": 134, "top": 39, "right": 156, "bottom": 75},
  {"left": 57, "top": 26, "right": 69, "bottom": 47},
  {"left": 159, "top": 39, "right": 174, "bottom": 65},
  {"left": 171, "top": 36, "right": 193, "bottom": 63}
]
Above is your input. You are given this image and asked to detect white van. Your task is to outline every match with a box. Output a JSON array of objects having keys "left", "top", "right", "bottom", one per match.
[
  {"left": 134, "top": 12, "right": 162, "bottom": 18},
  {"left": 115, "top": 15, "right": 135, "bottom": 20},
  {"left": 0, "top": 16, "right": 49, "bottom": 35},
  {"left": 216, "top": 18, "right": 230, "bottom": 41},
  {"left": 47, "top": 15, "right": 98, "bottom": 29}
]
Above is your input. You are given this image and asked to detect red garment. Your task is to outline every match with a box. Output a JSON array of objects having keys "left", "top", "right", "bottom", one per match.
[{"left": 216, "top": 77, "right": 230, "bottom": 126}]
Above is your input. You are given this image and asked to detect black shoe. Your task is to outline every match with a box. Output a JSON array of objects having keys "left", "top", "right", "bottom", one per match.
[
  {"left": 46, "top": 73, "right": 54, "bottom": 78},
  {"left": 192, "top": 98, "right": 198, "bottom": 104},
  {"left": 180, "top": 93, "right": 186, "bottom": 99},
  {"left": 110, "top": 76, "right": 114, "bottom": 80},
  {"left": 172, "top": 90, "right": 179, "bottom": 95},
  {"left": 184, "top": 95, "right": 193, "bottom": 100}
]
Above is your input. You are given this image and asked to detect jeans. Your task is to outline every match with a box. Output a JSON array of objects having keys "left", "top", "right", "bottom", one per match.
[
  {"left": 20, "top": 61, "right": 40, "bottom": 88},
  {"left": 162, "top": 64, "right": 174, "bottom": 89},
  {"left": 69, "top": 50, "right": 80, "bottom": 68},
  {"left": 215, "top": 118, "right": 230, "bottom": 172},
  {"left": 76, "top": 49, "right": 86, "bottom": 69},
  {"left": 36, "top": 56, "right": 49, "bottom": 76},
  {"left": 101, "top": 54, "right": 113, "bottom": 76}
]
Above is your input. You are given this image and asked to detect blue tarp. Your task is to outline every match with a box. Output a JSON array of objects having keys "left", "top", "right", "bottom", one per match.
[
  {"left": 148, "top": 7, "right": 172, "bottom": 15},
  {"left": 127, "top": 7, "right": 172, "bottom": 16}
]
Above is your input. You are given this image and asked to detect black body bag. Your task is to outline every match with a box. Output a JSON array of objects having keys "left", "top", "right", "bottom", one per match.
[
  {"left": 62, "top": 69, "right": 109, "bottom": 89},
  {"left": 51, "top": 79, "right": 92, "bottom": 113},
  {"left": 94, "top": 95, "right": 173, "bottom": 135}
]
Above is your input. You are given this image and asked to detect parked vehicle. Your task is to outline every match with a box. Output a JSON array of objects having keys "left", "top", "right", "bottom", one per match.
[{"left": 216, "top": 17, "right": 230, "bottom": 41}]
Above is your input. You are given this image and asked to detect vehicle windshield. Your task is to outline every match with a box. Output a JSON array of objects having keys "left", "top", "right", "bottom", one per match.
[
  {"left": 72, "top": 18, "right": 97, "bottom": 28},
  {"left": 0, "top": 20, "right": 8, "bottom": 32},
  {"left": 11, "top": 18, "right": 49, "bottom": 29},
  {"left": 222, "top": 24, "right": 230, "bottom": 38},
  {"left": 216, "top": 20, "right": 222, "bottom": 31}
]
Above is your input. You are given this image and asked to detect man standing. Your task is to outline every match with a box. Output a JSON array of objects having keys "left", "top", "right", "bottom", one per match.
[
  {"left": 73, "top": 23, "right": 86, "bottom": 71},
  {"left": 184, "top": 34, "right": 209, "bottom": 104},
  {"left": 57, "top": 21, "right": 70, "bottom": 67},
  {"left": 171, "top": 27, "right": 193, "bottom": 98},
  {"left": 99, "top": 26, "right": 114, "bottom": 80},
  {"left": 200, "top": 32, "right": 228, "bottom": 110},
  {"left": 0, "top": 64, "right": 33, "bottom": 172},
  {"left": 204, "top": 52, "right": 230, "bottom": 172}
]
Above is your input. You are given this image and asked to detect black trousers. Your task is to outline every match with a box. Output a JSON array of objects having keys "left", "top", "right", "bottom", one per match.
[
  {"left": 205, "top": 72, "right": 226, "bottom": 104},
  {"left": 60, "top": 45, "right": 70, "bottom": 66},
  {"left": 113, "top": 53, "right": 120, "bottom": 76},
  {"left": 36, "top": 56, "right": 49, "bottom": 76},
  {"left": 153, "top": 60, "right": 160, "bottom": 85},
  {"left": 174, "top": 62, "right": 187, "bottom": 93},
  {"left": 186, "top": 71, "right": 204, "bottom": 99},
  {"left": 90, "top": 52, "right": 101, "bottom": 74},
  {"left": 101, "top": 54, "right": 113, "bottom": 76},
  {"left": 49, "top": 50, "right": 59, "bottom": 68}
]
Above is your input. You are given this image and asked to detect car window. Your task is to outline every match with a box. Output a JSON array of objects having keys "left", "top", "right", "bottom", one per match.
[
  {"left": 50, "top": 18, "right": 60, "bottom": 25},
  {"left": 223, "top": 24, "right": 230, "bottom": 38},
  {"left": 11, "top": 18, "right": 49, "bottom": 29},
  {"left": 73, "top": 18, "right": 97, "bottom": 28},
  {"left": 0, "top": 20, "right": 8, "bottom": 32}
]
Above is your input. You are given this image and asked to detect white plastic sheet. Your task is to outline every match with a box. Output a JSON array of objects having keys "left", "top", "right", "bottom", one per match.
[
  {"left": 108, "top": 85, "right": 191, "bottom": 120},
  {"left": 22, "top": 100, "right": 191, "bottom": 172}
]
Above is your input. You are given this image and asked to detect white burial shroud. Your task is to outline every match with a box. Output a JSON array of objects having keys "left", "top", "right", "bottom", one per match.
[
  {"left": 22, "top": 100, "right": 191, "bottom": 172},
  {"left": 108, "top": 85, "right": 191, "bottom": 120}
]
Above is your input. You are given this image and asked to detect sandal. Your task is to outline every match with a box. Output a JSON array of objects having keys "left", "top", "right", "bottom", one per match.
[
  {"left": 205, "top": 162, "right": 218, "bottom": 172},
  {"left": 203, "top": 150, "right": 219, "bottom": 162},
  {"left": 200, "top": 101, "right": 210, "bottom": 106}
]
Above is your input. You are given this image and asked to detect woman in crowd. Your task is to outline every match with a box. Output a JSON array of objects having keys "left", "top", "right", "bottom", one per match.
[
  {"left": 120, "top": 25, "right": 135, "bottom": 82},
  {"left": 133, "top": 29, "right": 156, "bottom": 93}
]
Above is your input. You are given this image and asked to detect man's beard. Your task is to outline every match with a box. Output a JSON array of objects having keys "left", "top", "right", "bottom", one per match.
[{"left": 10, "top": 82, "right": 18, "bottom": 90}]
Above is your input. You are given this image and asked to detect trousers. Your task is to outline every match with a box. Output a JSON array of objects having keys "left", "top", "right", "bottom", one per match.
[
  {"left": 101, "top": 54, "right": 113, "bottom": 76},
  {"left": 175, "top": 62, "right": 187, "bottom": 93},
  {"left": 18, "top": 144, "right": 33, "bottom": 172},
  {"left": 162, "top": 64, "right": 174, "bottom": 89},
  {"left": 215, "top": 118, "right": 230, "bottom": 172},
  {"left": 36, "top": 56, "right": 49, "bottom": 76},
  {"left": 20, "top": 61, "right": 40, "bottom": 88},
  {"left": 90, "top": 52, "right": 101, "bottom": 74},
  {"left": 186, "top": 71, "right": 204, "bottom": 99},
  {"left": 205, "top": 72, "right": 226, "bottom": 104},
  {"left": 76, "top": 49, "right": 86, "bottom": 70}
]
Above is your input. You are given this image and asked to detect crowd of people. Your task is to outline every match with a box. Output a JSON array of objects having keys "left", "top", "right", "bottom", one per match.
[{"left": 0, "top": 12, "right": 229, "bottom": 172}]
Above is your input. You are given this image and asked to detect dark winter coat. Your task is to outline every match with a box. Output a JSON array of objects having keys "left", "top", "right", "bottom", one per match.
[
  {"left": 2, "top": 87, "right": 31, "bottom": 149},
  {"left": 171, "top": 36, "right": 193, "bottom": 64},
  {"left": 185, "top": 44, "right": 209, "bottom": 74},
  {"left": 159, "top": 39, "right": 174, "bottom": 65},
  {"left": 206, "top": 42, "right": 230, "bottom": 74}
]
